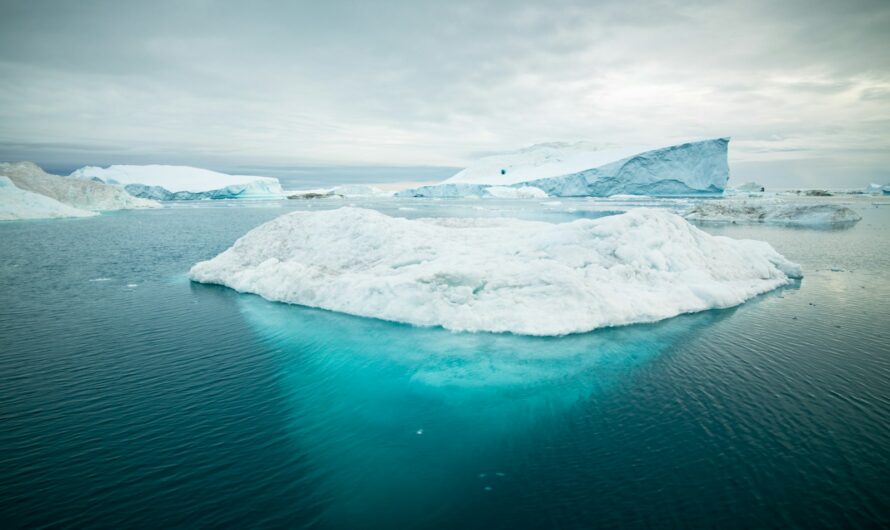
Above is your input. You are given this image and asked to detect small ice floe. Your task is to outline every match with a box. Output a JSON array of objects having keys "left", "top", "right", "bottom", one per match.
[
  {"left": 684, "top": 200, "right": 861, "bottom": 228},
  {"left": 484, "top": 486, "right": 493, "bottom": 492},
  {"left": 88, "top": 277, "right": 112, "bottom": 282},
  {"left": 126, "top": 283, "right": 139, "bottom": 288},
  {"left": 415, "top": 428, "right": 424, "bottom": 435}
]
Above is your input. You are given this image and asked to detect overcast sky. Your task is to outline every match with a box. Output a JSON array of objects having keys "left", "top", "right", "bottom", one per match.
[{"left": 1, "top": 0, "right": 888, "bottom": 187}]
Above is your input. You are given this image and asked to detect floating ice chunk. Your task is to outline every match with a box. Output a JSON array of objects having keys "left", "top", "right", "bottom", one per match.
[
  {"left": 190, "top": 207, "right": 801, "bottom": 336},
  {"left": 484, "top": 186, "right": 548, "bottom": 199},
  {"left": 0, "top": 177, "right": 99, "bottom": 221},
  {"left": 684, "top": 201, "right": 862, "bottom": 227}
]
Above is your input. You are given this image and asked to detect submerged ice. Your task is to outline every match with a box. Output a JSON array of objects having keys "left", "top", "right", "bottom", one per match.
[{"left": 190, "top": 207, "right": 801, "bottom": 335}]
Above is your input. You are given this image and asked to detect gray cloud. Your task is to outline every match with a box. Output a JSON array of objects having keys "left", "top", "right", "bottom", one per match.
[{"left": 1, "top": 0, "right": 888, "bottom": 187}]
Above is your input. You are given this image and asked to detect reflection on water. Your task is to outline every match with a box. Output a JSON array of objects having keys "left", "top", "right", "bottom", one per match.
[{"left": 228, "top": 289, "right": 768, "bottom": 526}]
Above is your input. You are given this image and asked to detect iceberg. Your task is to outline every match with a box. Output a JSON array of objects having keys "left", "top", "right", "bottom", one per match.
[
  {"left": 0, "top": 176, "right": 98, "bottom": 221},
  {"left": 69, "top": 165, "right": 285, "bottom": 200},
  {"left": 190, "top": 207, "right": 801, "bottom": 336},
  {"left": 734, "top": 181, "right": 765, "bottom": 193},
  {"left": 396, "top": 138, "right": 730, "bottom": 198},
  {"left": 0, "top": 162, "right": 160, "bottom": 211},
  {"left": 684, "top": 200, "right": 862, "bottom": 227},
  {"left": 287, "top": 184, "right": 391, "bottom": 199}
]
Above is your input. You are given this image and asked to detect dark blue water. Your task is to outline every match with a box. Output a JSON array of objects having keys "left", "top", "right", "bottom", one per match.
[{"left": 1, "top": 200, "right": 889, "bottom": 528}]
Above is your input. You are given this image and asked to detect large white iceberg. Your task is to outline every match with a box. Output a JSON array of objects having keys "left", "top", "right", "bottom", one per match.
[
  {"left": 396, "top": 138, "right": 729, "bottom": 198},
  {"left": 684, "top": 200, "right": 862, "bottom": 227},
  {"left": 69, "top": 164, "right": 285, "bottom": 200},
  {"left": 0, "top": 176, "right": 98, "bottom": 221},
  {"left": 0, "top": 162, "right": 160, "bottom": 211},
  {"left": 190, "top": 207, "right": 801, "bottom": 336}
]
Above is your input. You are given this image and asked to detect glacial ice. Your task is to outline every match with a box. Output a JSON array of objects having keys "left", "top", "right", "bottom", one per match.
[
  {"left": 69, "top": 164, "right": 285, "bottom": 200},
  {"left": 0, "top": 162, "right": 160, "bottom": 211},
  {"left": 0, "top": 177, "right": 98, "bottom": 221},
  {"left": 190, "top": 207, "right": 801, "bottom": 336},
  {"left": 684, "top": 200, "right": 862, "bottom": 227},
  {"left": 396, "top": 138, "right": 729, "bottom": 198}
]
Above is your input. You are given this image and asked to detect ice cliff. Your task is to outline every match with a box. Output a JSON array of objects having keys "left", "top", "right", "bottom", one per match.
[
  {"left": 0, "top": 177, "right": 98, "bottom": 221},
  {"left": 190, "top": 207, "right": 801, "bottom": 336},
  {"left": 396, "top": 138, "right": 730, "bottom": 198},
  {"left": 0, "top": 162, "right": 160, "bottom": 211},
  {"left": 69, "top": 165, "right": 285, "bottom": 200}
]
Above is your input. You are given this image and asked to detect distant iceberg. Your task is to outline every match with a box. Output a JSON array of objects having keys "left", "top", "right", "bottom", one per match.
[
  {"left": 0, "top": 161, "right": 160, "bottom": 211},
  {"left": 190, "top": 207, "right": 800, "bottom": 336},
  {"left": 0, "top": 176, "right": 98, "bottom": 221},
  {"left": 397, "top": 138, "right": 729, "bottom": 198},
  {"left": 69, "top": 165, "right": 285, "bottom": 200},
  {"left": 684, "top": 200, "right": 862, "bottom": 227},
  {"left": 734, "top": 181, "right": 765, "bottom": 193}
]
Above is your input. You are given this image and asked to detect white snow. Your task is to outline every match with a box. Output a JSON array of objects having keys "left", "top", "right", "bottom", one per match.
[
  {"left": 0, "top": 162, "right": 160, "bottom": 210},
  {"left": 0, "top": 177, "right": 98, "bottom": 221},
  {"left": 69, "top": 164, "right": 284, "bottom": 198},
  {"left": 684, "top": 200, "right": 862, "bottom": 227},
  {"left": 190, "top": 207, "right": 801, "bottom": 336}
]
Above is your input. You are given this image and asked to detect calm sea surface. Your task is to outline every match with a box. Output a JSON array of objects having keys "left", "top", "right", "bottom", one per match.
[{"left": 1, "top": 198, "right": 889, "bottom": 528}]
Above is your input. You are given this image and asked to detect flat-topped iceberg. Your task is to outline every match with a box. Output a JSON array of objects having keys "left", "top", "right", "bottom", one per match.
[
  {"left": 397, "top": 138, "right": 729, "bottom": 198},
  {"left": 684, "top": 201, "right": 862, "bottom": 227},
  {"left": 190, "top": 207, "right": 801, "bottom": 336},
  {"left": 1, "top": 162, "right": 160, "bottom": 211},
  {"left": 0, "top": 176, "right": 98, "bottom": 221},
  {"left": 69, "top": 164, "right": 284, "bottom": 200}
]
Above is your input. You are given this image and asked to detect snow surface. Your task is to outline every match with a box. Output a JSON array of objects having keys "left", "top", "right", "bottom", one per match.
[
  {"left": 397, "top": 139, "right": 729, "bottom": 198},
  {"left": 69, "top": 165, "right": 284, "bottom": 200},
  {"left": 190, "top": 207, "right": 801, "bottom": 336},
  {"left": 0, "top": 162, "right": 160, "bottom": 211},
  {"left": 0, "top": 177, "right": 98, "bottom": 221},
  {"left": 684, "top": 200, "right": 862, "bottom": 227}
]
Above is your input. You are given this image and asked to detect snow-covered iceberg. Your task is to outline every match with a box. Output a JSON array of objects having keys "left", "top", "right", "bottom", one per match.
[
  {"left": 190, "top": 207, "right": 801, "bottom": 336},
  {"left": 0, "top": 162, "right": 160, "bottom": 211},
  {"left": 0, "top": 176, "right": 98, "bottom": 221},
  {"left": 684, "top": 200, "right": 862, "bottom": 227},
  {"left": 396, "top": 138, "right": 729, "bottom": 198},
  {"left": 69, "top": 165, "right": 285, "bottom": 200}
]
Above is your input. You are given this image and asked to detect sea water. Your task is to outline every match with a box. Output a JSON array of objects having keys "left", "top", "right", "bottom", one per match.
[{"left": 1, "top": 198, "right": 888, "bottom": 528}]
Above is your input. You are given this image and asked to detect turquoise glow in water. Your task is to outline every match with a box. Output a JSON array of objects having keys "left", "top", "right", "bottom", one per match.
[{"left": 1, "top": 200, "right": 889, "bottom": 528}]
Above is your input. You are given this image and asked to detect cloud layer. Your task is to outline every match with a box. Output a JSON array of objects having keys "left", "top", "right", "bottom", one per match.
[{"left": 1, "top": 0, "right": 888, "bottom": 186}]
